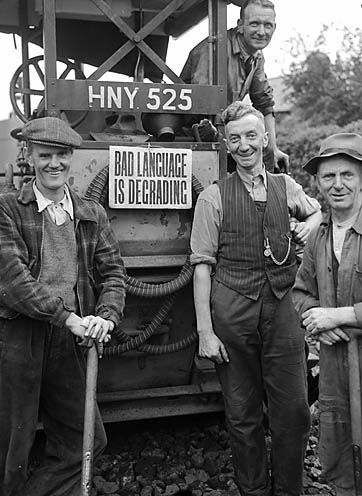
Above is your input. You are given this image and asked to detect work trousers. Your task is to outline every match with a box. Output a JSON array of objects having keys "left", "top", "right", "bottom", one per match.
[
  {"left": 211, "top": 280, "right": 311, "bottom": 496},
  {"left": 0, "top": 316, "right": 106, "bottom": 496}
]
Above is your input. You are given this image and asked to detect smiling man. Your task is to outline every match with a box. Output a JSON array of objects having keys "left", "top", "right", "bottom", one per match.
[
  {"left": 0, "top": 117, "right": 126, "bottom": 496},
  {"left": 293, "top": 133, "right": 362, "bottom": 495},
  {"left": 191, "top": 102, "right": 321, "bottom": 495},
  {"left": 181, "top": 0, "right": 288, "bottom": 171}
]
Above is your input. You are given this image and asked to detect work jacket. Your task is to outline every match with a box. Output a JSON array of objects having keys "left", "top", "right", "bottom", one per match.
[
  {"left": 180, "top": 27, "right": 275, "bottom": 114},
  {"left": 0, "top": 179, "right": 126, "bottom": 328},
  {"left": 293, "top": 209, "right": 362, "bottom": 493}
]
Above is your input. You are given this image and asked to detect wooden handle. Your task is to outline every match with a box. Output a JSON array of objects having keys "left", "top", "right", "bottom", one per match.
[
  {"left": 81, "top": 343, "right": 99, "bottom": 496},
  {"left": 348, "top": 336, "right": 362, "bottom": 495}
]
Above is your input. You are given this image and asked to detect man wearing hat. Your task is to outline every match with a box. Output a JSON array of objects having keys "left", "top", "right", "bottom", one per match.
[
  {"left": 0, "top": 117, "right": 126, "bottom": 495},
  {"left": 293, "top": 132, "right": 362, "bottom": 495}
]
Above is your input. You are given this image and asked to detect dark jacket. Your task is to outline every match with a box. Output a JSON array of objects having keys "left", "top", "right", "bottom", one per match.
[
  {"left": 0, "top": 179, "right": 126, "bottom": 327},
  {"left": 292, "top": 210, "right": 362, "bottom": 491}
]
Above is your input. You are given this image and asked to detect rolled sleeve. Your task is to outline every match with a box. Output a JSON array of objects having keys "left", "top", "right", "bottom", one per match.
[
  {"left": 284, "top": 174, "right": 321, "bottom": 220},
  {"left": 190, "top": 184, "right": 222, "bottom": 266}
]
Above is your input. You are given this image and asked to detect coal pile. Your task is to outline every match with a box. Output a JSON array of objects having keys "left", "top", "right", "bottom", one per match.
[{"left": 91, "top": 409, "right": 335, "bottom": 496}]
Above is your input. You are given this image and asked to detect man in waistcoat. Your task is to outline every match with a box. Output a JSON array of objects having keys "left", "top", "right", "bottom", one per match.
[
  {"left": 191, "top": 102, "right": 322, "bottom": 495},
  {"left": 293, "top": 133, "right": 362, "bottom": 495},
  {"left": 181, "top": 0, "right": 288, "bottom": 172},
  {"left": 0, "top": 117, "right": 126, "bottom": 496}
]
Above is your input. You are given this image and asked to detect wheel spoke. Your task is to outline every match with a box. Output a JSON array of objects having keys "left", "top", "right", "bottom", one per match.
[
  {"left": 59, "top": 65, "right": 72, "bottom": 79},
  {"left": 15, "top": 88, "right": 44, "bottom": 97},
  {"left": 33, "top": 61, "right": 45, "bottom": 85}
]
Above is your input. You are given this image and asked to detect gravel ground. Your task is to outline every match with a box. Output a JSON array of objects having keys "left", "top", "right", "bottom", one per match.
[
  {"left": 29, "top": 337, "right": 333, "bottom": 495},
  {"left": 88, "top": 405, "right": 335, "bottom": 496}
]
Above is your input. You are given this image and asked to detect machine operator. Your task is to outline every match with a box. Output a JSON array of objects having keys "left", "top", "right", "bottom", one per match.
[{"left": 181, "top": 0, "right": 288, "bottom": 172}]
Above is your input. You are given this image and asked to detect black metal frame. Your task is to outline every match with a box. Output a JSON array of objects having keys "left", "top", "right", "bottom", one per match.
[{"left": 41, "top": 0, "right": 228, "bottom": 117}]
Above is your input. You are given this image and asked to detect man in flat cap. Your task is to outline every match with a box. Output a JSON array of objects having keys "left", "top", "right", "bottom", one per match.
[
  {"left": 0, "top": 117, "right": 126, "bottom": 496},
  {"left": 181, "top": 0, "right": 288, "bottom": 172},
  {"left": 293, "top": 133, "right": 362, "bottom": 495}
]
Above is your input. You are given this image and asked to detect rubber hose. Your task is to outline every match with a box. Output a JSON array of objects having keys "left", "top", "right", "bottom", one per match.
[
  {"left": 138, "top": 331, "right": 198, "bottom": 355},
  {"left": 85, "top": 164, "right": 204, "bottom": 355},
  {"left": 84, "top": 165, "right": 203, "bottom": 297},
  {"left": 103, "top": 295, "right": 175, "bottom": 356}
]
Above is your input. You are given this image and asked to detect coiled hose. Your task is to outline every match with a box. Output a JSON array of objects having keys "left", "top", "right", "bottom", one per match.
[{"left": 85, "top": 165, "right": 204, "bottom": 355}]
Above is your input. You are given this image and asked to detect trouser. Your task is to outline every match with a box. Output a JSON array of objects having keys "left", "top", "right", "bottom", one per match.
[
  {"left": 318, "top": 341, "right": 359, "bottom": 495},
  {"left": 211, "top": 280, "right": 311, "bottom": 496},
  {"left": 0, "top": 316, "right": 107, "bottom": 496}
]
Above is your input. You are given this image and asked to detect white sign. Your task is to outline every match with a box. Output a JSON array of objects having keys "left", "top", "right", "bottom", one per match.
[{"left": 109, "top": 146, "right": 192, "bottom": 209}]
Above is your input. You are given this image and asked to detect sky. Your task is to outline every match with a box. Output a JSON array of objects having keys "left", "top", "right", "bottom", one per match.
[{"left": 0, "top": 0, "right": 361, "bottom": 121}]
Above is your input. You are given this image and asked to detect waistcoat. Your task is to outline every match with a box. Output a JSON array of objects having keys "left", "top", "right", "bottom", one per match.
[
  {"left": 215, "top": 171, "right": 297, "bottom": 300},
  {"left": 39, "top": 211, "right": 78, "bottom": 310}
]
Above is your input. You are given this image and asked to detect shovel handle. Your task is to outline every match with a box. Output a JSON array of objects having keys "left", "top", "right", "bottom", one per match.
[
  {"left": 348, "top": 336, "right": 362, "bottom": 496},
  {"left": 81, "top": 343, "right": 99, "bottom": 496}
]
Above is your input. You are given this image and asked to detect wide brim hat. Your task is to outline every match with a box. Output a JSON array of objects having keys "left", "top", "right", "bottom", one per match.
[
  {"left": 16, "top": 117, "right": 82, "bottom": 148},
  {"left": 303, "top": 132, "right": 362, "bottom": 175}
]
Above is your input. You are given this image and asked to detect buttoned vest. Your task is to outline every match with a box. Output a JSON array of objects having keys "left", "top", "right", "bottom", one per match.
[{"left": 215, "top": 171, "right": 297, "bottom": 300}]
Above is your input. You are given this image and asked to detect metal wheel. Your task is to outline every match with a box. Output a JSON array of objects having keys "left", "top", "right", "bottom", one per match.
[{"left": 9, "top": 55, "right": 88, "bottom": 128}]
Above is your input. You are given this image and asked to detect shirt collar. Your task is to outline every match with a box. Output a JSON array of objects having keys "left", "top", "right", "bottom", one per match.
[
  {"left": 32, "top": 182, "right": 74, "bottom": 220},
  {"left": 236, "top": 166, "right": 267, "bottom": 191},
  {"left": 230, "top": 27, "right": 261, "bottom": 61},
  {"left": 321, "top": 205, "right": 362, "bottom": 235}
]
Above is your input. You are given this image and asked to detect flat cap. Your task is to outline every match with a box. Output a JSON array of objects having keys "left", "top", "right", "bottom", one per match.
[
  {"left": 303, "top": 132, "right": 362, "bottom": 175},
  {"left": 19, "top": 117, "right": 82, "bottom": 148}
]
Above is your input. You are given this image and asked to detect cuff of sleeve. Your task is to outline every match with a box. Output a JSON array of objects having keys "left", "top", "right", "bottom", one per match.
[
  {"left": 190, "top": 253, "right": 216, "bottom": 266},
  {"left": 259, "top": 107, "right": 274, "bottom": 116},
  {"left": 353, "top": 303, "right": 362, "bottom": 326},
  {"left": 50, "top": 307, "right": 73, "bottom": 328},
  {"left": 295, "top": 299, "right": 320, "bottom": 320},
  {"left": 97, "top": 308, "right": 121, "bottom": 326}
]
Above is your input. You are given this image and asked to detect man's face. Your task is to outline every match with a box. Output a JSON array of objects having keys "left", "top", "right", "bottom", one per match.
[
  {"left": 317, "top": 156, "right": 362, "bottom": 214},
  {"left": 238, "top": 4, "right": 276, "bottom": 53},
  {"left": 27, "top": 143, "right": 73, "bottom": 200},
  {"left": 225, "top": 113, "right": 268, "bottom": 173}
]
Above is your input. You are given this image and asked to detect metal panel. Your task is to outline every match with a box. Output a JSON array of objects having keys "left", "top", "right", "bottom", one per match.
[
  {"left": 98, "top": 384, "right": 223, "bottom": 422},
  {"left": 69, "top": 144, "right": 218, "bottom": 260},
  {"left": 51, "top": 80, "right": 225, "bottom": 114},
  {"left": 214, "top": 0, "right": 228, "bottom": 178}
]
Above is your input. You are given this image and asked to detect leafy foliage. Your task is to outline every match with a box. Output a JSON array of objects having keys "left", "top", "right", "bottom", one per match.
[{"left": 284, "top": 26, "right": 362, "bottom": 127}]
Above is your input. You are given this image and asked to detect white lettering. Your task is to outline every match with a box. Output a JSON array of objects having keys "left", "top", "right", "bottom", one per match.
[
  {"left": 107, "top": 87, "right": 122, "bottom": 109},
  {"left": 124, "top": 87, "right": 139, "bottom": 109},
  {"left": 88, "top": 85, "right": 105, "bottom": 108}
]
